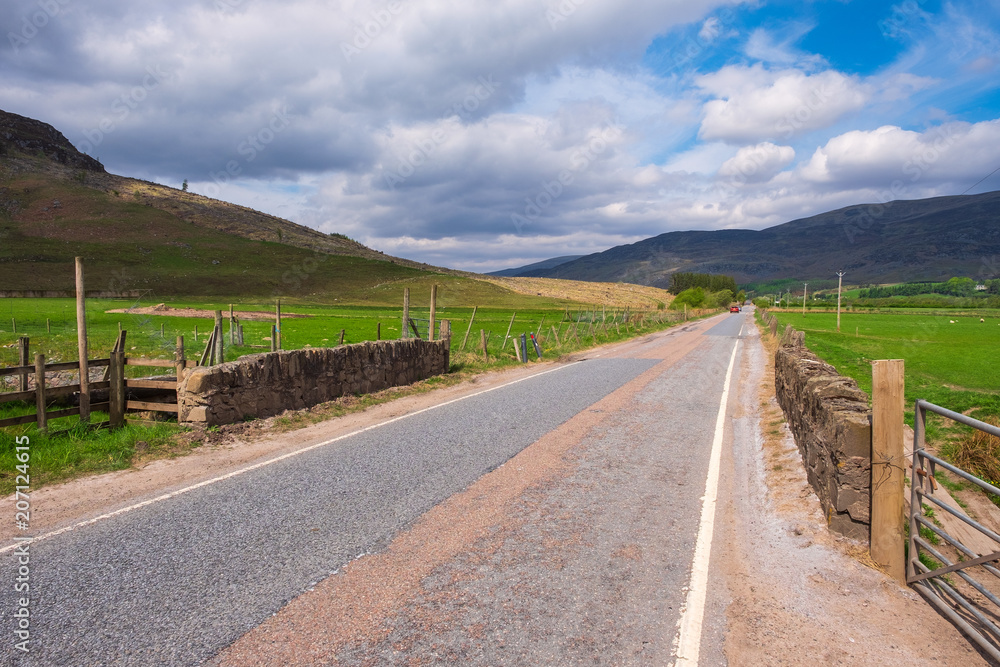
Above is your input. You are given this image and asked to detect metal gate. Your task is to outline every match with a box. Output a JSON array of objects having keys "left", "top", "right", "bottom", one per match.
[{"left": 908, "top": 399, "right": 1000, "bottom": 662}]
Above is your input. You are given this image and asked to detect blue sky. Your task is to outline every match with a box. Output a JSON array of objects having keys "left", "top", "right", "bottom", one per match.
[{"left": 2, "top": 0, "right": 999, "bottom": 271}]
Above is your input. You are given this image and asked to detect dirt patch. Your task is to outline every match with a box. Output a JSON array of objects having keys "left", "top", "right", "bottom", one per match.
[
  {"left": 105, "top": 303, "right": 311, "bottom": 320},
  {"left": 480, "top": 275, "right": 673, "bottom": 309}
]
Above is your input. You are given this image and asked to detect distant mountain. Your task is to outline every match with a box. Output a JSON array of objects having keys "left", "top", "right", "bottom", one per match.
[
  {"left": 509, "top": 192, "right": 1000, "bottom": 287},
  {"left": 488, "top": 255, "right": 585, "bottom": 277}
]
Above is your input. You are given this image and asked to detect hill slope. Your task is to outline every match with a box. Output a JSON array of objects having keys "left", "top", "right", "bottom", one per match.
[
  {"left": 0, "top": 110, "right": 675, "bottom": 309},
  {"left": 509, "top": 191, "right": 1000, "bottom": 287},
  {"left": 0, "top": 109, "right": 473, "bottom": 303}
]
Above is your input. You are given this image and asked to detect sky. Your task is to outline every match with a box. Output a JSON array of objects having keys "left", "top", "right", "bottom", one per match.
[{"left": 3, "top": 0, "right": 1000, "bottom": 272}]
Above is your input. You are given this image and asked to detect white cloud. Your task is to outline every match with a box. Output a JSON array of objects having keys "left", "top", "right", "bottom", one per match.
[
  {"left": 717, "top": 142, "right": 795, "bottom": 184},
  {"left": 797, "top": 120, "right": 1000, "bottom": 192},
  {"left": 697, "top": 65, "right": 872, "bottom": 143},
  {"left": 2, "top": 0, "right": 999, "bottom": 272}
]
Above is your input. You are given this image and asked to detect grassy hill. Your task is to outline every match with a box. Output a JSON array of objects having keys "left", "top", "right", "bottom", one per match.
[
  {"left": 0, "top": 110, "right": 674, "bottom": 309},
  {"left": 507, "top": 191, "right": 1000, "bottom": 287}
]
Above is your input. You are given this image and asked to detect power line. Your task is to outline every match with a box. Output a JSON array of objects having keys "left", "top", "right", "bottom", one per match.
[{"left": 961, "top": 164, "right": 1000, "bottom": 196}]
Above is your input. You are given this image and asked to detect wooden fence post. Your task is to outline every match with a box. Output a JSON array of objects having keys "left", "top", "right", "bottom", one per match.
[
  {"left": 175, "top": 336, "right": 186, "bottom": 384},
  {"left": 402, "top": 288, "right": 410, "bottom": 340},
  {"left": 109, "top": 350, "right": 125, "bottom": 429},
  {"left": 275, "top": 299, "right": 282, "bottom": 350},
  {"left": 17, "top": 336, "right": 29, "bottom": 392},
  {"left": 461, "top": 306, "right": 477, "bottom": 350},
  {"left": 34, "top": 353, "right": 47, "bottom": 434},
  {"left": 480, "top": 329, "right": 488, "bottom": 361},
  {"left": 502, "top": 312, "right": 516, "bottom": 350},
  {"left": 270, "top": 325, "right": 277, "bottom": 352},
  {"left": 75, "top": 257, "right": 90, "bottom": 423},
  {"left": 429, "top": 284, "right": 437, "bottom": 342},
  {"left": 339, "top": 329, "right": 346, "bottom": 345},
  {"left": 872, "top": 359, "right": 906, "bottom": 583},
  {"left": 377, "top": 322, "right": 381, "bottom": 341},
  {"left": 214, "top": 311, "right": 224, "bottom": 364}
]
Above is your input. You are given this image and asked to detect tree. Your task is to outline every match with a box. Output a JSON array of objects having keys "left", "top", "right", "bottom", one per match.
[{"left": 182, "top": 179, "right": 188, "bottom": 192}]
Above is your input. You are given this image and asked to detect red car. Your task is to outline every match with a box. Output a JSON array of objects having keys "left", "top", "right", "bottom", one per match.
[{"left": 729, "top": 306, "right": 741, "bottom": 313}]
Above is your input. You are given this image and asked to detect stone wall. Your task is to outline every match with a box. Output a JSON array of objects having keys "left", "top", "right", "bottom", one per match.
[
  {"left": 178, "top": 338, "right": 449, "bottom": 426},
  {"left": 774, "top": 326, "right": 872, "bottom": 541}
]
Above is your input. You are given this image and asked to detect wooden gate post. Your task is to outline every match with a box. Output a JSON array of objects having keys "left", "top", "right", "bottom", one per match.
[
  {"left": 872, "top": 359, "right": 906, "bottom": 582},
  {"left": 75, "top": 257, "right": 90, "bottom": 423}
]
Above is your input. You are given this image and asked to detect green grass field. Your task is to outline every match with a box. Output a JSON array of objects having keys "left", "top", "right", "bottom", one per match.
[
  {"left": 769, "top": 310, "right": 1000, "bottom": 425},
  {"left": 0, "top": 295, "right": 698, "bottom": 495}
]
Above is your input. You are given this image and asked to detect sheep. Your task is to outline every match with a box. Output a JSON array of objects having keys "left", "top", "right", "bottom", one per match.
[
  {"left": 982, "top": 318, "right": 986, "bottom": 322},
  {"left": 949, "top": 320, "right": 957, "bottom": 324}
]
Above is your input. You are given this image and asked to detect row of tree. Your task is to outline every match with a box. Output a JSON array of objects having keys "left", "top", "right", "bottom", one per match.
[
  {"left": 668, "top": 272, "right": 738, "bottom": 295},
  {"left": 858, "top": 277, "right": 1000, "bottom": 299}
]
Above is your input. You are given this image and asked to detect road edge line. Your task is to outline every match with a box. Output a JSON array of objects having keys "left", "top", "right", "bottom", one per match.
[{"left": 672, "top": 336, "right": 740, "bottom": 666}]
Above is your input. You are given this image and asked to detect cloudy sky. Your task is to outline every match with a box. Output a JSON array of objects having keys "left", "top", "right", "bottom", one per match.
[{"left": 3, "top": 0, "right": 1000, "bottom": 272}]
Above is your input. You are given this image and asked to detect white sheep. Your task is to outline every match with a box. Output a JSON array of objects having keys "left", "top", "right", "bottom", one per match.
[{"left": 949, "top": 320, "right": 956, "bottom": 323}]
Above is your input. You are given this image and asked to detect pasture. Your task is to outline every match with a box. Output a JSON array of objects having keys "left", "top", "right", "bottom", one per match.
[
  {"left": 0, "top": 295, "right": 695, "bottom": 494},
  {"left": 769, "top": 310, "right": 1000, "bottom": 422}
]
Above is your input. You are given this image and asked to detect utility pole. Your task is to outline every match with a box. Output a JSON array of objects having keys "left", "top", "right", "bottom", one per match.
[
  {"left": 836, "top": 271, "right": 845, "bottom": 332},
  {"left": 802, "top": 283, "right": 808, "bottom": 316}
]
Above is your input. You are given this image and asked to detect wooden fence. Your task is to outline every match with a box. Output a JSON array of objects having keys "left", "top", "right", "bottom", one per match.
[{"left": 0, "top": 335, "right": 195, "bottom": 433}]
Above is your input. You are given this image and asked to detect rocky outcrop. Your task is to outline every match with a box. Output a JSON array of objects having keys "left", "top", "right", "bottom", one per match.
[
  {"left": 775, "top": 326, "right": 872, "bottom": 541},
  {"left": 178, "top": 339, "right": 449, "bottom": 426},
  {"left": 0, "top": 109, "right": 105, "bottom": 172}
]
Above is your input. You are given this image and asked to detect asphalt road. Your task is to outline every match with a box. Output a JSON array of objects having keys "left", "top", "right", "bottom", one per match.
[{"left": 1, "top": 312, "right": 745, "bottom": 666}]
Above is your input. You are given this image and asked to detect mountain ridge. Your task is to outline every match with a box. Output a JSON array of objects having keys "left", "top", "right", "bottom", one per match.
[{"left": 504, "top": 191, "right": 1000, "bottom": 287}]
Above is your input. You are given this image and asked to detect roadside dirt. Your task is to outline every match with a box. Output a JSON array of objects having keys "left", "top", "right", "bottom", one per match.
[{"left": 718, "top": 320, "right": 993, "bottom": 666}]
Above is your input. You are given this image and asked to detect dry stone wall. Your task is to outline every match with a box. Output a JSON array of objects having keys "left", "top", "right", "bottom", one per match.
[
  {"left": 774, "top": 325, "right": 872, "bottom": 541},
  {"left": 178, "top": 339, "right": 449, "bottom": 426}
]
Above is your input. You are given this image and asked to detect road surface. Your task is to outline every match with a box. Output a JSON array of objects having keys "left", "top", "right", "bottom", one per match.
[{"left": 2, "top": 312, "right": 747, "bottom": 665}]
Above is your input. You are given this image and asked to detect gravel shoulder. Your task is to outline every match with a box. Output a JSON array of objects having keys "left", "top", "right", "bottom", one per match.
[{"left": 716, "top": 316, "right": 992, "bottom": 666}]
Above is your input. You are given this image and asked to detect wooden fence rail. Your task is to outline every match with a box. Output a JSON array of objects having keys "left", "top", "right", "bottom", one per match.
[{"left": 0, "top": 334, "right": 195, "bottom": 433}]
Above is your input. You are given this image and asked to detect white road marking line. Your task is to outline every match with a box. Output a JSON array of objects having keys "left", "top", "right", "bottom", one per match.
[
  {"left": 1, "top": 361, "right": 583, "bottom": 555},
  {"left": 672, "top": 338, "right": 740, "bottom": 666}
]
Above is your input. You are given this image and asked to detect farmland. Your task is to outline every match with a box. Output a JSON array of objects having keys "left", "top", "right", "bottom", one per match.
[
  {"left": 0, "top": 293, "right": 695, "bottom": 494},
  {"left": 767, "top": 310, "right": 1000, "bottom": 423}
]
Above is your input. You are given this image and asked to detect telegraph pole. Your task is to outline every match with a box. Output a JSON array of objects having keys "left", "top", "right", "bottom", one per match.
[
  {"left": 802, "top": 283, "right": 807, "bottom": 316},
  {"left": 836, "top": 271, "right": 846, "bottom": 332}
]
